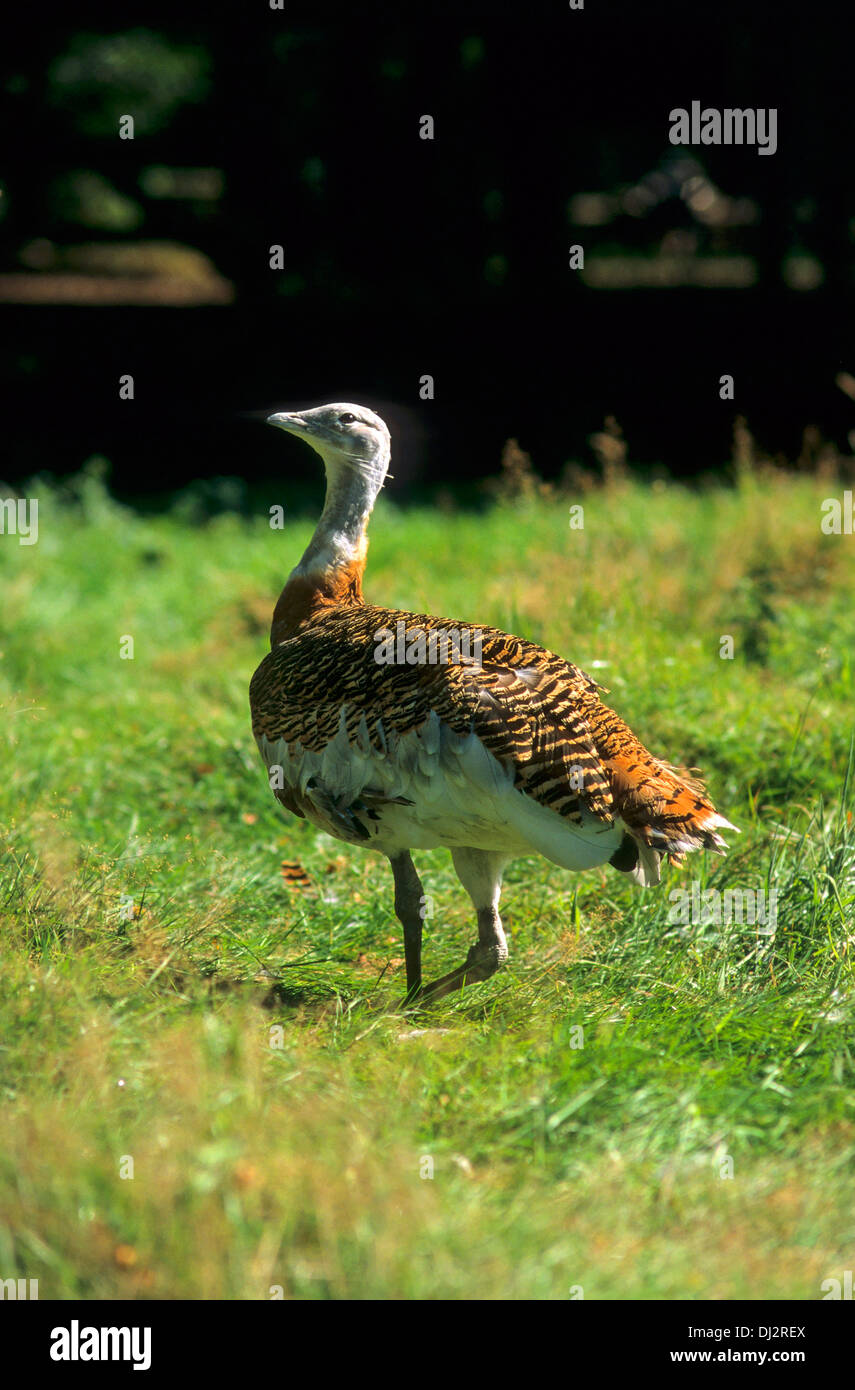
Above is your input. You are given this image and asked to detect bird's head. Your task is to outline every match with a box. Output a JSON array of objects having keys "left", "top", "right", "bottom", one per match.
[{"left": 267, "top": 403, "right": 391, "bottom": 484}]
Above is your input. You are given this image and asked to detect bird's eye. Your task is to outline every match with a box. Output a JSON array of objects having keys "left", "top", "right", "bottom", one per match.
[{"left": 338, "top": 412, "right": 357, "bottom": 425}]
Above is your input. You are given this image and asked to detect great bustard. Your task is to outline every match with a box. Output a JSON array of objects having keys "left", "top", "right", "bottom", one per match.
[{"left": 250, "top": 404, "right": 736, "bottom": 1002}]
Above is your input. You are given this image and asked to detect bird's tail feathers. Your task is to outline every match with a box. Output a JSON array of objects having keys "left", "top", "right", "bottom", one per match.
[{"left": 605, "top": 753, "right": 738, "bottom": 886}]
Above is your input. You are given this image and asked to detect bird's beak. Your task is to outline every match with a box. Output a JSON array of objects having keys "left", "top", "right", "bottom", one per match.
[{"left": 267, "top": 412, "right": 306, "bottom": 434}]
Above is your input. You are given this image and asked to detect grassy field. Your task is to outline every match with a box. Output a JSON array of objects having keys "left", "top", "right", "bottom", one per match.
[{"left": 1, "top": 457, "right": 854, "bottom": 1299}]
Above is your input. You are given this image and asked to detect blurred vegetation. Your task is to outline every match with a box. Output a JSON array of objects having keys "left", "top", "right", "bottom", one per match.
[
  {"left": 0, "top": 10, "right": 851, "bottom": 299},
  {"left": 0, "top": 8, "right": 851, "bottom": 488},
  {"left": 47, "top": 29, "right": 210, "bottom": 137}
]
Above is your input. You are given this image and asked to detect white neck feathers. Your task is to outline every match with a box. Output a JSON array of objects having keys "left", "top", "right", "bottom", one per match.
[{"left": 294, "top": 451, "right": 387, "bottom": 580}]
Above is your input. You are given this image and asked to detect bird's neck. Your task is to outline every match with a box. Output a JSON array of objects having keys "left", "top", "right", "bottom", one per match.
[{"left": 270, "top": 453, "right": 386, "bottom": 646}]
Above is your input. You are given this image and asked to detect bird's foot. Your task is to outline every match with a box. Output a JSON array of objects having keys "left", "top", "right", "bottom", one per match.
[{"left": 413, "top": 941, "right": 508, "bottom": 1005}]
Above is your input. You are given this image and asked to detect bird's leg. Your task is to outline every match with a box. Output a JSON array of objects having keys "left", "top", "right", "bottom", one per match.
[
  {"left": 420, "top": 849, "right": 509, "bottom": 1003},
  {"left": 389, "top": 851, "right": 425, "bottom": 1002}
]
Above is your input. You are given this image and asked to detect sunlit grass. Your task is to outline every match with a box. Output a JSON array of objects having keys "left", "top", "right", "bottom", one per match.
[{"left": 1, "top": 464, "right": 854, "bottom": 1298}]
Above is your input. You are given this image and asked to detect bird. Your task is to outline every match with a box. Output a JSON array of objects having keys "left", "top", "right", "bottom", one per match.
[{"left": 249, "top": 403, "right": 737, "bottom": 1003}]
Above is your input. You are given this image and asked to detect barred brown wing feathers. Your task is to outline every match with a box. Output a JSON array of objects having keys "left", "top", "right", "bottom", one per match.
[
  {"left": 457, "top": 660, "right": 614, "bottom": 823},
  {"left": 249, "top": 605, "right": 616, "bottom": 827}
]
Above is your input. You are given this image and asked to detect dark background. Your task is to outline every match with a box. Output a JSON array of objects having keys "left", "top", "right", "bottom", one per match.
[{"left": 0, "top": 0, "right": 852, "bottom": 501}]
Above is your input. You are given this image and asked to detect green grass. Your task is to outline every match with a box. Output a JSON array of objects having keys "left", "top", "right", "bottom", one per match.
[{"left": 1, "top": 461, "right": 854, "bottom": 1299}]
